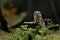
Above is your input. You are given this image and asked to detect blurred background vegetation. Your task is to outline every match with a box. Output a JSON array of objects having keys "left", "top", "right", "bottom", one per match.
[
  {"left": 0, "top": 19, "right": 60, "bottom": 40},
  {"left": 0, "top": 0, "right": 60, "bottom": 40}
]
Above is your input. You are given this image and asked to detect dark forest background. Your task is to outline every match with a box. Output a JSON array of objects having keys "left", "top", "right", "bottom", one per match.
[
  {"left": 26, "top": 0, "right": 60, "bottom": 24},
  {"left": 1, "top": 0, "right": 60, "bottom": 24}
]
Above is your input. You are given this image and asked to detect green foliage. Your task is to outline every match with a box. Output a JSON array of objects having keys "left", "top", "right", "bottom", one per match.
[
  {"left": 45, "top": 19, "right": 59, "bottom": 28},
  {"left": 0, "top": 19, "right": 60, "bottom": 40}
]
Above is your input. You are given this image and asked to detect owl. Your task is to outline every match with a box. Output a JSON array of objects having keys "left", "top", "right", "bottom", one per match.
[{"left": 33, "top": 11, "right": 45, "bottom": 25}]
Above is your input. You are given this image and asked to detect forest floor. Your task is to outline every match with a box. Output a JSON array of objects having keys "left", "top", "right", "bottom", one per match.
[{"left": 55, "top": 30, "right": 60, "bottom": 34}]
